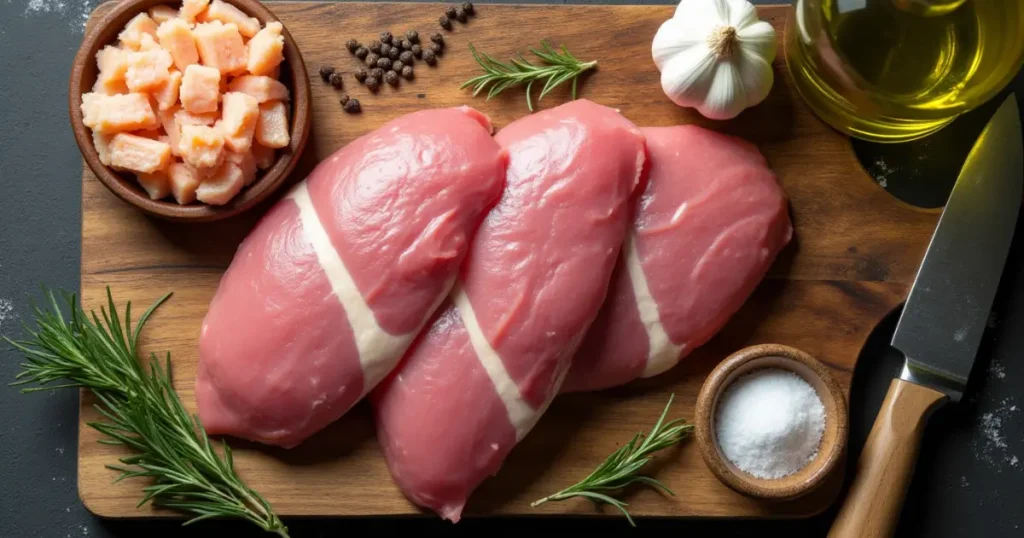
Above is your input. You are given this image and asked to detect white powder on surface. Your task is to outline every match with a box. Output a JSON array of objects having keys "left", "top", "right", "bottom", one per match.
[
  {"left": 0, "top": 298, "right": 14, "bottom": 334},
  {"left": 715, "top": 367, "right": 827, "bottom": 479},
  {"left": 973, "top": 397, "right": 1021, "bottom": 472},
  {"left": 16, "top": 0, "right": 98, "bottom": 32}
]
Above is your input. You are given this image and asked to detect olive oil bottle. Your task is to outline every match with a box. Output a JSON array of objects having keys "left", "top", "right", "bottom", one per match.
[{"left": 785, "top": 0, "right": 1024, "bottom": 142}]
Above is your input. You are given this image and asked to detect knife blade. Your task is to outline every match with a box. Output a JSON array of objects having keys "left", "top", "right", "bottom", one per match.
[
  {"left": 828, "top": 93, "right": 1023, "bottom": 538},
  {"left": 892, "top": 93, "right": 1023, "bottom": 402}
]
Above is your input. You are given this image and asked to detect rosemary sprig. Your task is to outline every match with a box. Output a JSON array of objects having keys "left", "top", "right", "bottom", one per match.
[
  {"left": 531, "top": 393, "right": 694, "bottom": 526},
  {"left": 461, "top": 41, "right": 597, "bottom": 112},
  {"left": 4, "top": 288, "right": 288, "bottom": 537}
]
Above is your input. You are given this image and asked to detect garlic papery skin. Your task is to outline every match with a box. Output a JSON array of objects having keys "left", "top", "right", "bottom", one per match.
[{"left": 652, "top": 0, "right": 777, "bottom": 120}]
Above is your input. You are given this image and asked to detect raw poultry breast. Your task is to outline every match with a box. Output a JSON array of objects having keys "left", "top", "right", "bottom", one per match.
[
  {"left": 370, "top": 99, "right": 646, "bottom": 522},
  {"left": 562, "top": 125, "right": 792, "bottom": 393},
  {"left": 194, "top": 106, "right": 507, "bottom": 449}
]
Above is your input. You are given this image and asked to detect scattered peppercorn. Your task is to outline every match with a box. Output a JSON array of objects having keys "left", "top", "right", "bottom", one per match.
[
  {"left": 380, "top": 31, "right": 393, "bottom": 44},
  {"left": 439, "top": 15, "right": 452, "bottom": 30},
  {"left": 423, "top": 48, "right": 437, "bottom": 65},
  {"left": 345, "top": 39, "right": 360, "bottom": 53},
  {"left": 355, "top": 46, "right": 369, "bottom": 59},
  {"left": 377, "top": 57, "right": 392, "bottom": 70},
  {"left": 369, "top": 40, "right": 382, "bottom": 54},
  {"left": 343, "top": 98, "right": 361, "bottom": 113},
  {"left": 339, "top": 94, "right": 349, "bottom": 105},
  {"left": 445, "top": 6, "right": 457, "bottom": 18},
  {"left": 354, "top": 67, "right": 368, "bottom": 82},
  {"left": 365, "top": 76, "right": 380, "bottom": 91},
  {"left": 384, "top": 70, "right": 399, "bottom": 86},
  {"left": 462, "top": 2, "right": 474, "bottom": 15},
  {"left": 380, "top": 43, "right": 391, "bottom": 56},
  {"left": 365, "top": 52, "right": 380, "bottom": 67},
  {"left": 329, "top": 72, "right": 344, "bottom": 88},
  {"left": 406, "top": 30, "right": 419, "bottom": 43},
  {"left": 430, "top": 33, "right": 444, "bottom": 46},
  {"left": 401, "top": 65, "right": 414, "bottom": 79},
  {"left": 388, "top": 47, "right": 400, "bottom": 60},
  {"left": 370, "top": 67, "right": 385, "bottom": 80},
  {"left": 319, "top": 66, "right": 335, "bottom": 82},
  {"left": 399, "top": 50, "right": 414, "bottom": 64},
  {"left": 399, "top": 39, "right": 411, "bottom": 51},
  {"left": 429, "top": 42, "right": 443, "bottom": 55},
  {"left": 392, "top": 60, "right": 404, "bottom": 73},
  {"left": 411, "top": 44, "right": 423, "bottom": 58},
  {"left": 455, "top": 8, "right": 467, "bottom": 22}
]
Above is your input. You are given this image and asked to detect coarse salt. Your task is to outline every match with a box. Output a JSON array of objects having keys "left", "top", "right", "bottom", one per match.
[{"left": 715, "top": 367, "right": 826, "bottom": 479}]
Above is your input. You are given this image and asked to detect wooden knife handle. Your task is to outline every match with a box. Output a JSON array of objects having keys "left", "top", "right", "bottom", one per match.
[{"left": 827, "top": 378, "right": 948, "bottom": 538}]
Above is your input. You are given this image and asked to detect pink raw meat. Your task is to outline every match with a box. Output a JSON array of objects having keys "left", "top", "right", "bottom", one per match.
[
  {"left": 371, "top": 99, "right": 646, "bottom": 522},
  {"left": 562, "top": 125, "right": 792, "bottom": 393},
  {"left": 195, "top": 106, "right": 507, "bottom": 448}
]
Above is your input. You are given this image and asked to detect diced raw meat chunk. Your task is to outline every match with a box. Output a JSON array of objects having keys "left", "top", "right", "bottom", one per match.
[
  {"left": 193, "top": 21, "right": 247, "bottom": 75},
  {"left": 226, "top": 150, "right": 257, "bottom": 185},
  {"left": 180, "top": 64, "right": 221, "bottom": 114},
  {"left": 227, "top": 75, "right": 289, "bottom": 103},
  {"left": 147, "top": 5, "right": 177, "bottom": 25},
  {"left": 179, "top": 124, "right": 225, "bottom": 169},
  {"left": 203, "top": 0, "right": 260, "bottom": 38},
  {"left": 255, "top": 100, "right": 289, "bottom": 149},
  {"left": 125, "top": 47, "right": 173, "bottom": 93},
  {"left": 93, "top": 45, "right": 129, "bottom": 95},
  {"left": 180, "top": 0, "right": 210, "bottom": 24},
  {"left": 176, "top": 108, "right": 219, "bottom": 126},
  {"left": 133, "top": 129, "right": 163, "bottom": 139},
  {"left": 217, "top": 92, "right": 259, "bottom": 152},
  {"left": 196, "top": 161, "right": 245, "bottom": 205},
  {"left": 136, "top": 170, "right": 171, "bottom": 200},
  {"left": 81, "top": 92, "right": 158, "bottom": 134},
  {"left": 117, "top": 13, "right": 158, "bottom": 51},
  {"left": 168, "top": 161, "right": 200, "bottom": 204},
  {"left": 93, "top": 131, "right": 114, "bottom": 166},
  {"left": 138, "top": 33, "right": 162, "bottom": 52},
  {"left": 251, "top": 143, "right": 274, "bottom": 169},
  {"left": 157, "top": 18, "right": 200, "bottom": 72},
  {"left": 109, "top": 133, "right": 172, "bottom": 174},
  {"left": 246, "top": 21, "right": 284, "bottom": 76},
  {"left": 153, "top": 70, "right": 182, "bottom": 111}
]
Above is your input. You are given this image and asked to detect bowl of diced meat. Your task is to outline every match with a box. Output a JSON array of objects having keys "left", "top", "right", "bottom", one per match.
[{"left": 70, "top": 0, "right": 311, "bottom": 221}]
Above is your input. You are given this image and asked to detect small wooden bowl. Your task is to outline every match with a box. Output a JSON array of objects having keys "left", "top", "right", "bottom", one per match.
[
  {"left": 69, "top": 0, "right": 311, "bottom": 222},
  {"left": 695, "top": 344, "right": 848, "bottom": 500}
]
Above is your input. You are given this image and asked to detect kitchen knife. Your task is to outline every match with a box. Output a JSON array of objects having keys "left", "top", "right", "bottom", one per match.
[{"left": 828, "top": 93, "right": 1023, "bottom": 538}]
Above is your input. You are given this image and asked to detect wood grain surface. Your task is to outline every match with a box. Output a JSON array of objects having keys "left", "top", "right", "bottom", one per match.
[{"left": 78, "top": 1, "right": 941, "bottom": 521}]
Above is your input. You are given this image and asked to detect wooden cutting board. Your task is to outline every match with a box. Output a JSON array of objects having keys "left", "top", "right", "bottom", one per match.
[{"left": 78, "top": 1, "right": 942, "bottom": 521}]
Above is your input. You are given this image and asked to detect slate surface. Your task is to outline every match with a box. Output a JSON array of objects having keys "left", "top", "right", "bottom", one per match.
[{"left": 0, "top": 1, "right": 1022, "bottom": 536}]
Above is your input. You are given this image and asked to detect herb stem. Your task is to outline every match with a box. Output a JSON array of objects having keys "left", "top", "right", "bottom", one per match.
[{"left": 461, "top": 41, "right": 597, "bottom": 111}]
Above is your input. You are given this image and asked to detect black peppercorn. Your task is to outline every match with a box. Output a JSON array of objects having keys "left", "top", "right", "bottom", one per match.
[
  {"left": 377, "top": 57, "right": 392, "bottom": 70},
  {"left": 365, "top": 76, "right": 380, "bottom": 91},
  {"left": 411, "top": 44, "right": 423, "bottom": 58},
  {"left": 344, "top": 98, "right": 361, "bottom": 113},
  {"left": 429, "top": 42, "right": 443, "bottom": 55},
  {"left": 462, "top": 2, "right": 474, "bottom": 15},
  {"left": 355, "top": 46, "right": 369, "bottom": 59},
  {"left": 406, "top": 30, "right": 419, "bottom": 43},
  {"left": 353, "top": 67, "right": 368, "bottom": 83},
  {"left": 399, "top": 50, "right": 414, "bottom": 64},
  {"left": 400, "top": 39, "right": 412, "bottom": 51},
  {"left": 370, "top": 67, "right": 384, "bottom": 80},
  {"left": 345, "top": 39, "right": 360, "bottom": 53},
  {"left": 401, "top": 65, "right": 414, "bottom": 79},
  {"left": 379, "top": 31, "right": 393, "bottom": 44},
  {"left": 328, "top": 72, "right": 344, "bottom": 88},
  {"left": 455, "top": 8, "right": 467, "bottom": 23},
  {"left": 392, "top": 60, "right": 404, "bottom": 73},
  {"left": 369, "top": 40, "right": 382, "bottom": 55},
  {"left": 423, "top": 48, "right": 437, "bottom": 65},
  {"left": 365, "top": 52, "right": 380, "bottom": 67},
  {"left": 445, "top": 6, "right": 457, "bottom": 18},
  {"left": 319, "top": 66, "right": 335, "bottom": 82},
  {"left": 430, "top": 33, "right": 444, "bottom": 46},
  {"left": 439, "top": 15, "right": 451, "bottom": 30},
  {"left": 380, "top": 43, "right": 391, "bottom": 56},
  {"left": 388, "top": 47, "right": 400, "bottom": 60},
  {"left": 384, "top": 70, "right": 399, "bottom": 86},
  {"left": 339, "top": 94, "right": 349, "bottom": 105}
]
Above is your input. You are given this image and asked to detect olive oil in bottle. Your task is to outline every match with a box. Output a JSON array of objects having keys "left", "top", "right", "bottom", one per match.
[{"left": 785, "top": 0, "right": 1024, "bottom": 142}]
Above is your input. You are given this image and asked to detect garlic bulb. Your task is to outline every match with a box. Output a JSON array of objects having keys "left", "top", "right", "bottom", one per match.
[{"left": 652, "top": 0, "right": 777, "bottom": 120}]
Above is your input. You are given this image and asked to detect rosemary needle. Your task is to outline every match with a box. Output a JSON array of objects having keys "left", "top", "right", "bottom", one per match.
[
  {"left": 461, "top": 41, "right": 597, "bottom": 111},
  {"left": 4, "top": 288, "right": 288, "bottom": 537},
  {"left": 531, "top": 393, "right": 694, "bottom": 526}
]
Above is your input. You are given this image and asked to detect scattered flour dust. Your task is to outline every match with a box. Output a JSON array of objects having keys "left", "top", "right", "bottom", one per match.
[
  {"left": 872, "top": 158, "right": 896, "bottom": 189},
  {"left": 18, "top": 0, "right": 99, "bottom": 32},
  {"left": 0, "top": 297, "right": 14, "bottom": 335},
  {"left": 974, "top": 397, "right": 1022, "bottom": 472}
]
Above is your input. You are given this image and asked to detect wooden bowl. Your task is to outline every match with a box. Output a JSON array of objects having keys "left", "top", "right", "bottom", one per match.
[
  {"left": 69, "top": 0, "right": 311, "bottom": 222},
  {"left": 694, "top": 344, "right": 848, "bottom": 500}
]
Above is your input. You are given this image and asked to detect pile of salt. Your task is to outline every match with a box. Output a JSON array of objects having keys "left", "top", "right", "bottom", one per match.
[{"left": 715, "top": 367, "right": 826, "bottom": 479}]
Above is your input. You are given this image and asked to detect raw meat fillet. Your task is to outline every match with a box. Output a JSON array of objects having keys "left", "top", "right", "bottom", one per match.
[
  {"left": 195, "top": 106, "right": 507, "bottom": 448},
  {"left": 562, "top": 125, "right": 792, "bottom": 393},
  {"left": 371, "top": 99, "right": 645, "bottom": 522}
]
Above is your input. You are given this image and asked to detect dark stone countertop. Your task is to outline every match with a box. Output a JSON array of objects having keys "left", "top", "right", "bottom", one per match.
[{"left": 1, "top": 1, "right": 1021, "bottom": 536}]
